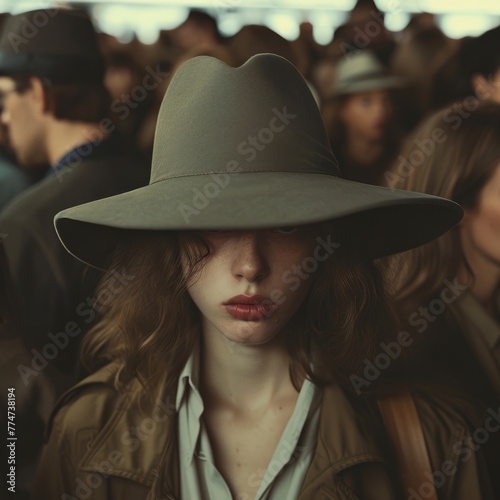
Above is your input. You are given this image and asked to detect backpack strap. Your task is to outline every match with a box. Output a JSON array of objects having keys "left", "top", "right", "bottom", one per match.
[{"left": 378, "top": 389, "right": 438, "bottom": 500}]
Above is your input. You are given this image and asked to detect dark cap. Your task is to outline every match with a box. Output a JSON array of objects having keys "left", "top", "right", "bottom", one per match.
[{"left": 0, "top": 9, "right": 104, "bottom": 84}]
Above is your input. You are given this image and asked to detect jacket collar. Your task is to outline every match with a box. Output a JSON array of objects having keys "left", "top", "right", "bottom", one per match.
[
  {"left": 78, "top": 373, "right": 179, "bottom": 496},
  {"left": 79, "top": 374, "right": 385, "bottom": 498}
]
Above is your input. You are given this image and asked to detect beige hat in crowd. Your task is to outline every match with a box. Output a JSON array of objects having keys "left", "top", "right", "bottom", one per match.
[{"left": 333, "top": 50, "right": 403, "bottom": 95}]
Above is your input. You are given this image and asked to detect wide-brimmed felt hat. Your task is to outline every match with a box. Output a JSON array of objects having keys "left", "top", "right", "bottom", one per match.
[
  {"left": 333, "top": 50, "right": 403, "bottom": 95},
  {"left": 0, "top": 9, "right": 104, "bottom": 83},
  {"left": 55, "top": 53, "right": 461, "bottom": 270}
]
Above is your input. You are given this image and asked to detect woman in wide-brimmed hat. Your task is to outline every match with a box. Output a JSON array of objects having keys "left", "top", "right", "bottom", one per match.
[
  {"left": 32, "top": 54, "right": 492, "bottom": 499},
  {"left": 323, "top": 50, "right": 404, "bottom": 186}
]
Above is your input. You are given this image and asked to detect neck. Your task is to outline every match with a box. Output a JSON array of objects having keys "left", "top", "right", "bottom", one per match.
[
  {"left": 45, "top": 119, "right": 109, "bottom": 165},
  {"left": 344, "top": 133, "right": 384, "bottom": 166},
  {"left": 199, "top": 323, "right": 300, "bottom": 413}
]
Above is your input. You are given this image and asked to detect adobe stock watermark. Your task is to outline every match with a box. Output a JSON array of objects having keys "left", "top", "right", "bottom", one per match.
[
  {"left": 55, "top": 63, "right": 168, "bottom": 182},
  {"left": 237, "top": 404, "right": 311, "bottom": 499},
  {"left": 407, "top": 405, "right": 500, "bottom": 499},
  {"left": 7, "top": 4, "right": 62, "bottom": 53},
  {"left": 237, "top": 447, "right": 307, "bottom": 500},
  {"left": 350, "top": 278, "right": 468, "bottom": 395},
  {"left": 475, "top": 71, "right": 500, "bottom": 101},
  {"left": 62, "top": 394, "right": 176, "bottom": 500},
  {"left": 222, "top": 233, "right": 340, "bottom": 354},
  {"left": 385, "top": 94, "right": 481, "bottom": 190},
  {"left": 16, "top": 269, "right": 135, "bottom": 385},
  {"left": 110, "top": 64, "right": 169, "bottom": 121},
  {"left": 339, "top": 0, "right": 404, "bottom": 57},
  {"left": 178, "top": 105, "right": 297, "bottom": 224},
  {"left": 340, "top": 10, "right": 386, "bottom": 57}
]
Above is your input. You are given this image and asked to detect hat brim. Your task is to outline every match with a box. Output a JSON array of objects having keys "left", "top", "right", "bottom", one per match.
[
  {"left": 55, "top": 171, "right": 462, "bottom": 270},
  {"left": 334, "top": 76, "right": 404, "bottom": 95}
]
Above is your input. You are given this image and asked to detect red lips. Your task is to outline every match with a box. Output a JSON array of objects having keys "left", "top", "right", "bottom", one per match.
[
  {"left": 224, "top": 295, "right": 276, "bottom": 321},
  {"left": 225, "top": 295, "right": 273, "bottom": 305}
]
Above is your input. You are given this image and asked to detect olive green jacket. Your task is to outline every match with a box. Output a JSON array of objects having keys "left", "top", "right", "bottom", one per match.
[{"left": 32, "top": 362, "right": 492, "bottom": 500}]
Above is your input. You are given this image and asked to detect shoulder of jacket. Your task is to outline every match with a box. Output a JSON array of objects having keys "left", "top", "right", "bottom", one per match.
[
  {"left": 412, "top": 387, "right": 474, "bottom": 472},
  {"left": 45, "top": 362, "right": 127, "bottom": 442}
]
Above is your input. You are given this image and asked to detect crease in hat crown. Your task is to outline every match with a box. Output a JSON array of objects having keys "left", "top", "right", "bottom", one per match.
[
  {"left": 149, "top": 53, "right": 341, "bottom": 184},
  {"left": 0, "top": 9, "right": 104, "bottom": 83}
]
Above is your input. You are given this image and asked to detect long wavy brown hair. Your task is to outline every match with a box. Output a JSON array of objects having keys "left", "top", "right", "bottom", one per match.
[
  {"left": 387, "top": 101, "right": 500, "bottom": 309},
  {"left": 82, "top": 223, "right": 396, "bottom": 400}
]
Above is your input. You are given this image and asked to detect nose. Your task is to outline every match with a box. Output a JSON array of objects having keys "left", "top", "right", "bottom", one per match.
[{"left": 231, "top": 231, "right": 269, "bottom": 283}]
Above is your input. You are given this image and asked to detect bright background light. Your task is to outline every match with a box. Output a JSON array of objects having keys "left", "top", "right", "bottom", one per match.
[
  {"left": 440, "top": 14, "right": 499, "bottom": 38},
  {"left": 384, "top": 12, "right": 411, "bottom": 32},
  {"left": 0, "top": 0, "right": 498, "bottom": 42},
  {"left": 415, "top": 0, "right": 500, "bottom": 15},
  {"left": 92, "top": 5, "right": 188, "bottom": 44},
  {"left": 264, "top": 11, "right": 300, "bottom": 40},
  {"left": 309, "top": 10, "right": 348, "bottom": 44}
]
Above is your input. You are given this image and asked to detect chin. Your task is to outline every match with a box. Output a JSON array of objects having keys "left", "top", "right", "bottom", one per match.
[{"left": 223, "top": 326, "right": 279, "bottom": 346}]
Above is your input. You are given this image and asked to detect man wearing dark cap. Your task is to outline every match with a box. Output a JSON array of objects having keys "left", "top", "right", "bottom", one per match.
[{"left": 0, "top": 9, "right": 149, "bottom": 377}]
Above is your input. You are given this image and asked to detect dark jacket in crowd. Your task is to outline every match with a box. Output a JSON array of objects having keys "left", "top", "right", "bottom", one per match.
[
  {"left": 0, "top": 148, "right": 35, "bottom": 211},
  {"left": 0, "top": 135, "right": 149, "bottom": 374}
]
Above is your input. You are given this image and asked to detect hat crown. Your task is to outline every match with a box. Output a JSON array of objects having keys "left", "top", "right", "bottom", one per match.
[
  {"left": 150, "top": 54, "right": 340, "bottom": 184},
  {"left": 336, "top": 50, "right": 388, "bottom": 85}
]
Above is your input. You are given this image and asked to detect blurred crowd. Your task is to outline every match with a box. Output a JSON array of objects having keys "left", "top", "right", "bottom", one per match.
[
  {"left": 1, "top": 2, "right": 499, "bottom": 189},
  {"left": 93, "top": 5, "right": 499, "bottom": 180},
  {"left": 0, "top": 0, "right": 500, "bottom": 497}
]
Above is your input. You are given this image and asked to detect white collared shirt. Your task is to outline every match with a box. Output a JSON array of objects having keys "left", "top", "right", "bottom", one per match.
[{"left": 176, "top": 342, "right": 321, "bottom": 500}]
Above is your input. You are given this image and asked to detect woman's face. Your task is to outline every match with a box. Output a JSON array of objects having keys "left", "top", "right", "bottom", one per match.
[
  {"left": 461, "top": 163, "right": 500, "bottom": 276},
  {"left": 340, "top": 89, "right": 394, "bottom": 141},
  {"left": 183, "top": 226, "right": 327, "bottom": 345}
]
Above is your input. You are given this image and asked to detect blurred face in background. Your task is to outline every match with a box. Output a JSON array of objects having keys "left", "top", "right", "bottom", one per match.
[
  {"left": 104, "top": 65, "right": 138, "bottom": 102},
  {"left": 0, "top": 76, "right": 47, "bottom": 167},
  {"left": 461, "top": 162, "right": 500, "bottom": 277},
  {"left": 340, "top": 89, "right": 394, "bottom": 142}
]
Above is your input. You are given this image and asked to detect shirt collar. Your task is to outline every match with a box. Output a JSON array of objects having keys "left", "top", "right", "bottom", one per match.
[
  {"left": 75, "top": 359, "right": 385, "bottom": 496},
  {"left": 176, "top": 340, "right": 204, "bottom": 465},
  {"left": 176, "top": 340, "right": 322, "bottom": 471},
  {"left": 74, "top": 358, "right": 384, "bottom": 498},
  {"left": 175, "top": 339, "right": 201, "bottom": 411}
]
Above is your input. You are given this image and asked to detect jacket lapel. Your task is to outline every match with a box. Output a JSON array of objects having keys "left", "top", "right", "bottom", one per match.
[
  {"left": 78, "top": 376, "right": 181, "bottom": 498},
  {"left": 74, "top": 371, "right": 388, "bottom": 499},
  {"left": 298, "top": 382, "right": 388, "bottom": 499}
]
